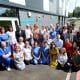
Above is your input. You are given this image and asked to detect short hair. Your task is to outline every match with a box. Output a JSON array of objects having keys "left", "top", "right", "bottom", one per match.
[{"left": 60, "top": 47, "right": 66, "bottom": 53}]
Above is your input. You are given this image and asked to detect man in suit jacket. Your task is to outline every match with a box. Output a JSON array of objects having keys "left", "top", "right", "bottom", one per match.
[{"left": 15, "top": 26, "right": 26, "bottom": 42}]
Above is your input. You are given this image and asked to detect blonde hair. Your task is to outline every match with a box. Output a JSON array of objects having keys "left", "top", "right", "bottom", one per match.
[{"left": 15, "top": 44, "right": 21, "bottom": 52}]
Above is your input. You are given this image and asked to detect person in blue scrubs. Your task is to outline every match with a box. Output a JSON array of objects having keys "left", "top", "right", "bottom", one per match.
[
  {"left": 0, "top": 41, "right": 12, "bottom": 71},
  {"left": 50, "top": 28, "right": 56, "bottom": 40},
  {"left": 0, "top": 27, "right": 10, "bottom": 42},
  {"left": 55, "top": 23, "right": 60, "bottom": 34},
  {"left": 40, "top": 41, "right": 50, "bottom": 64},
  {"left": 31, "top": 41, "right": 41, "bottom": 65}
]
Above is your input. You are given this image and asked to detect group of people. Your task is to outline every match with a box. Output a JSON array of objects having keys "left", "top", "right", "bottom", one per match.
[{"left": 0, "top": 23, "right": 80, "bottom": 71}]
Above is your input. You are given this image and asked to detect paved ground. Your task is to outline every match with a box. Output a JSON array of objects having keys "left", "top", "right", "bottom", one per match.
[
  {"left": 70, "top": 72, "right": 76, "bottom": 80},
  {"left": 0, "top": 65, "right": 77, "bottom": 80}
]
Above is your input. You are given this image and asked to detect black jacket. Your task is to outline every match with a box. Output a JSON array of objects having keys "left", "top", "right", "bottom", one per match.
[{"left": 15, "top": 30, "right": 26, "bottom": 42}]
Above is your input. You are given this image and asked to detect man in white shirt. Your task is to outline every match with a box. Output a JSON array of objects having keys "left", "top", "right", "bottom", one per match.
[{"left": 53, "top": 34, "right": 63, "bottom": 49}]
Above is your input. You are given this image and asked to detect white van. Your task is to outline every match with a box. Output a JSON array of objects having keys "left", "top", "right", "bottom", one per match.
[{"left": 0, "top": 17, "right": 19, "bottom": 31}]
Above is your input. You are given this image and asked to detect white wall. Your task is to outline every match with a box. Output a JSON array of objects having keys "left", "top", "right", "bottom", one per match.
[
  {"left": 43, "top": 0, "right": 49, "bottom": 11},
  {"left": 9, "top": 0, "right": 26, "bottom": 5}
]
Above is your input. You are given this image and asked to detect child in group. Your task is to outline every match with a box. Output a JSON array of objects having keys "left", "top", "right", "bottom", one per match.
[
  {"left": 40, "top": 41, "right": 50, "bottom": 64},
  {"left": 58, "top": 48, "right": 68, "bottom": 68},
  {"left": 49, "top": 42, "right": 59, "bottom": 68},
  {"left": 23, "top": 41, "right": 32, "bottom": 65},
  {"left": 13, "top": 45, "right": 25, "bottom": 70},
  {"left": 31, "top": 41, "right": 41, "bottom": 65}
]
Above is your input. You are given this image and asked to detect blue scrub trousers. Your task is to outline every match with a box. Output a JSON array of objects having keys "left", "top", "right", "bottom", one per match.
[
  {"left": 33, "top": 59, "right": 41, "bottom": 65},
  {"left": 2, "top": 57, "right": 13, "bottom": 67},
  {"left": 40, "top": 58, "right": 50, "bottom": 64}
]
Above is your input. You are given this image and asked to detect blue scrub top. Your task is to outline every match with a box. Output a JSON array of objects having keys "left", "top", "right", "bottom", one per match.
[
  {"left": 31, "top": 46, "right": 41, "bottom": 57},
  {"left": 50, "top": 31, "right": 56, "bottom": 39},
  {"left": 56, "top": 27, "right": 60, "bottom": 34},
  {"left": 0, "top": 46, "right": 11, "bottom": 60},
  {"left": 0, "top": 33, "right": 10, "bottom": 42},
  {"left": 41, "top": 46, "right": 49, "bottom": 58},
  {"left": 6, "top": 43, "right": 11, "bottom": 52}
]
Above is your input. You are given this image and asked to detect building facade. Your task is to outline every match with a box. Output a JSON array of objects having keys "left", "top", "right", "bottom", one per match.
[{"left": 0, "top": 0, "right": 67, "bottom": 29}]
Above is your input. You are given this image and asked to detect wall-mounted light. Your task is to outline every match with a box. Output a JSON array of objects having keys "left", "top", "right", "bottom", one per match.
[
  {"left": 27, "top": 12, "right": 32, "bottom": 17},
  {"left": 38, "top": 14, "right": 41, "bottom": 18}
]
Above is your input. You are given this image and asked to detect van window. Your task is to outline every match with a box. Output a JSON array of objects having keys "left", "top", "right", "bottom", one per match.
[{"left": 0, "top": 21, "right": 12, "bottom": 31}]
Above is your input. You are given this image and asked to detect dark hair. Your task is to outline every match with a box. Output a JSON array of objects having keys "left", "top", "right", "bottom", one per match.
[
  {"left": 34, "top": 41, "right": 39, "bottom": 45},
  {"left": 26, "top": 24, "right": 30, "bottom": 29},
  {"left": 25, "top": 40, "right": 30, "bottom": 48},
  {"left": 8, "top": 26, "right": 13, "bottom": 31},
  {"left": 50, "top": 42, "right": 56, "bottom": 49},
  {"left": 1, "top": 27, "right": 5, "bottom": 33},
  {"left": 0, "top": 26, "right": 2, "bottom": 32},
  {"left": 74, "top": 47, "right": 79, "bottom": 51},
  {"left": 44, "top": 41, "right": 48, "bottom": 44},
  {"left": 1, "top": 27, "right": 4, "bottom": 30}
]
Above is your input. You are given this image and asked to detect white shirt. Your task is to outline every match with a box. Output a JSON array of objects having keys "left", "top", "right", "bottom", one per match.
[
  {"left": 18, "top": 42, "right": 25, "bottom": 50},
  {"left": 53, "top": 39, "right": 63, "bottom": 49},
  {"left": 41, "top": 29, "right": 46, "bottom": 34},
  {"left": 58, "top": 53, "right": 68, "bottom": 64},
  {"left": 7, "top": 31, "right": 17, "bottom": 44},
  {"left": 13, "top": 51, "right": 24, "bottom": 62},
  {"left": 43, "top": 31, "right": 50, "bottom": 40},
  {"left": 23, "top": 47, "right": 32, "bottom": 60},
  {"left": 25, "top": 29, "right": 33, "bottom": 39}
]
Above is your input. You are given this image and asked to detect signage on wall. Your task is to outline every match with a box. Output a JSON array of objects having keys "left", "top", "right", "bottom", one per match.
[
  {"left": 9, "top": 0, "right": 26, "bottom": 5},
  {"left": 20, "top": 18, "right": 35, "bottom": 23}
]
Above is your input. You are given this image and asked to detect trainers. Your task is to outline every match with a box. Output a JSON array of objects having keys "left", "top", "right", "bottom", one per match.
[{"left": 6, "top": 67, "right": 11, "bottom": 71}]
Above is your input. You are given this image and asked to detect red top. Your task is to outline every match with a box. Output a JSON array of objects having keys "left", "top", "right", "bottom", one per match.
[{"left": 63, "top": 41, "right": 73, "bottom": 54}]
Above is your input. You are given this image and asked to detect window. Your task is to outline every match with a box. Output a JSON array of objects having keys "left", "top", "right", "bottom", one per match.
[
  {"left": 50, "top": 0, "right": 53, "bottom": 2},
  {"left": 43, "top": 0, "right": 49, "bottom": 11},
  {"left": 0, "top": 7, "right": 18, "bottom": 17},
  {"left": 9, "top": 0, "right": 26, "bottom": 5}
]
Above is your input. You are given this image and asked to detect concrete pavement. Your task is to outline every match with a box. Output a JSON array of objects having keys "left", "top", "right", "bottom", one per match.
[{"left": 0, "top": 65, "right": 76, "bottom": 80}]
